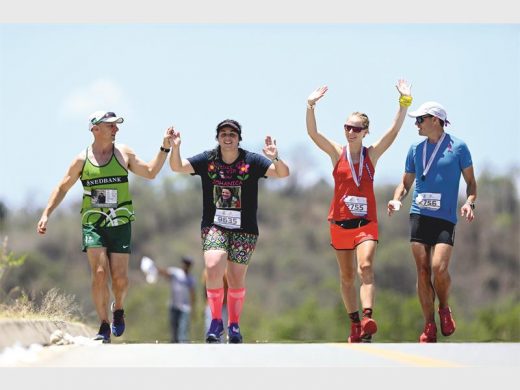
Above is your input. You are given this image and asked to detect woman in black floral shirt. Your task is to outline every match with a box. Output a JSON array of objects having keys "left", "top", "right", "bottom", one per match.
[{"left": 167, "top": 119, "right": 289, "bottom": 343}]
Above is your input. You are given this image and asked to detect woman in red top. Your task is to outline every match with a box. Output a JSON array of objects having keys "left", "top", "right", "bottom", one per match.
[{"left": 306, "top": 80, "right": 412, "bottom": 342}]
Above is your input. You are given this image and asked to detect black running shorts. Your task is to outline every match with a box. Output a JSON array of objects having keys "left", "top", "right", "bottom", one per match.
[{"left": 409, "top": 213, "right": 455, "bottom": 246}]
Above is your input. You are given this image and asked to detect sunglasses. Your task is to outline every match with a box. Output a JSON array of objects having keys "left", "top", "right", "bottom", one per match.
[
  {"left": 344, "top": 124, "right": 367, "bottom": 133},
  {"left": 415, "top": 115, "right": 432, "bottom": 124}
]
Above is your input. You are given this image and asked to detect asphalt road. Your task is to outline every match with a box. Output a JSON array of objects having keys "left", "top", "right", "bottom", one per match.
[{"left": 7, "top": 342, "right": 519, "bottom": 367}]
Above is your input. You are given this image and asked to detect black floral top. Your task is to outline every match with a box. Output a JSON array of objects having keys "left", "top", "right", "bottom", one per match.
[{"left": 188, "top": 148, "right": 271, "bottom": 234}]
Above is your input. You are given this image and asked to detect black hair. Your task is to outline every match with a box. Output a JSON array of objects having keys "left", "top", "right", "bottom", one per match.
[
  {"left": 181, "top": 256, "right": 193, "bottom": 265},
  {"left": 215, "top": 119, "right": 242, "bottom": 141},
  {"left": 208, "top": 119, "right": 243, "bottom": 161}
]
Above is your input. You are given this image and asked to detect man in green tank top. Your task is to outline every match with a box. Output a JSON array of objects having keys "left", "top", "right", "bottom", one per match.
[{"left": 37, "top": 111, "right": 173, "bottom": 343}]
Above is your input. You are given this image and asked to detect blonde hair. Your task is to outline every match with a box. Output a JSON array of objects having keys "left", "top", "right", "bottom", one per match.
[{"left": 349, "top": 112, "right": 370, "bottom": 130}]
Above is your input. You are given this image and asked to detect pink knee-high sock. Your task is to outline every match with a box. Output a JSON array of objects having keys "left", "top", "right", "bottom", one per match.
[
  {"left": 227, "top": 288, "right": 246, "bottom": 325},
  {"left": 206, "top": 288, "right": 224, "bottom": 320}
]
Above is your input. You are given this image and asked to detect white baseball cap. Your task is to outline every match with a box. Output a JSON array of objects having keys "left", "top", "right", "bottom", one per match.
[
  {"left": 89, "top": 111, "right": 124, "bottom": 130},
  {"left": 408, "top": 101, "right": 450, "bottom": 125}
]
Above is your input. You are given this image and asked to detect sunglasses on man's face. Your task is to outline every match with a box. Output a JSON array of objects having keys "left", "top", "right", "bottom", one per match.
[
  {"left": 344, "top": 124, "right": 366, "bottom": 133},
  {"left": 415, "top": 115, "right": 432, "bottom": 124}
]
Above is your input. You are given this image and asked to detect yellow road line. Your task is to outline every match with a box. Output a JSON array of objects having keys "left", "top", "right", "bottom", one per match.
[{"left": 336, "top": 343, "right": 465, "bottom": 367}]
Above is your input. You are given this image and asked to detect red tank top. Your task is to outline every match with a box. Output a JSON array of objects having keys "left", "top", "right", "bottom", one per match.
[{"left": 328, "top": 146, "right": 377, "bottom": 222}]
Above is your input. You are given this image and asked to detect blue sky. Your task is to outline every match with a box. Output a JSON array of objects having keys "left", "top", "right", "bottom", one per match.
[{"left": 1, "top": 24, "right": 519, "bottom": 210}]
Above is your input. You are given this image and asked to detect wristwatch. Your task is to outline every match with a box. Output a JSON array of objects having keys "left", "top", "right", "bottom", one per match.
[
  {"left": 466, "top": 201, "right": 475, "bottom": 210},
  {"left": 271, "top": 157, "right": 280, "bottom": 163}
]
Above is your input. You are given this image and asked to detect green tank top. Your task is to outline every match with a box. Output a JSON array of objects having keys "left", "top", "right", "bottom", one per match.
[{"left": 80, "top": 146, "right": 135, "bottom": 227}]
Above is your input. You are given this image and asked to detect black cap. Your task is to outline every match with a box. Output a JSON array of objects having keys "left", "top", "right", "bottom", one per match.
[
  {"left": 181, "top": 256, "right": 194, "bottom": 265},
  {"left": 216, "top": 119, "right": 242, "bottom": 141}
]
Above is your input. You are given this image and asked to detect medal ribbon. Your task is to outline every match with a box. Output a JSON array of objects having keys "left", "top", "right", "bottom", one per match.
[
  {"left": 346, "top": 144, "right": 365, "bottom": 188},
  {"left": 422, "top": 133, "right": 446, "bottom": 180}
]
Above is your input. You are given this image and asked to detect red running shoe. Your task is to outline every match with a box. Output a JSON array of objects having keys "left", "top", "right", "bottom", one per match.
[
  {"left": 419, "top": 322, "right": 437, "bottom": 343},
  {"left": 360, "top": 317, "right": 378, "bottom": 338},
  {"left": 438, "top": 306, "right": 456, "bottom": 336},
  {"left": 348, "top": 322, "right": 362, "bottom": 343}
]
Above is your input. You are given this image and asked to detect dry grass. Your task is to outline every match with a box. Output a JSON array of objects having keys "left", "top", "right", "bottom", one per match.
[
  {"left": 0, "top": 287, "right": 82, "bottom": 322},
  {"left": 1, "top": 236, "right": 82, "bottom": 323}
]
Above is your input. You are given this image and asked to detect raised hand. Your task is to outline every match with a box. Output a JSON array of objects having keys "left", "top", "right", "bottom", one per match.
[
  {"left": 263, "top": 136, "right": 278, "bottom": 160},
  {"left": 307, "top": 86, "right": 328, "bottom": 107},
  {"left": 164, "top": 126, "right": 175, "bottom": 147},
  {"left": 396, "top": 79, "right": 411, "bottom": 97},
  {"left": 168, "top": 126, "right": 181, "bottom": 147}
]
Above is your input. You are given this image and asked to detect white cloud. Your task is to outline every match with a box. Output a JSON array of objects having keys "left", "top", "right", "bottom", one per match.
[{"left": 60, "top": 79, "right": 126, "bottom": 118}]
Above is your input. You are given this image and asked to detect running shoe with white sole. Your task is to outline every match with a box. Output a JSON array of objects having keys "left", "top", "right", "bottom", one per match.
[
  {"left": 206, "top": 319, "right": 224, "bottom": 343},
  {"left": 94, "top": 321, "right": 111, "bottom": 343},
  {"left": 227, "top": 323, "right": 243, "bottom": 344},
  {"left": 111, "top": 302, "right": 125, "bottom": 337}
]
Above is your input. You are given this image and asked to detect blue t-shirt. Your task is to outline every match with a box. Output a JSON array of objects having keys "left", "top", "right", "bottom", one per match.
[
  {"left": 405, "top": 133, "right": 473, "bottom": 224},
  {"left": 188, "top": 148, "right": 272, "bottom": 235}
]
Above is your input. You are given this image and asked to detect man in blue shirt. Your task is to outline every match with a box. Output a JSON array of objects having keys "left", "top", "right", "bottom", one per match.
[{"left": 387, "top": 101, "right": 477, "bottom": 343}]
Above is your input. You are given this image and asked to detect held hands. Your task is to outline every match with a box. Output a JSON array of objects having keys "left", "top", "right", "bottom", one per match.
[
  {"left": 263, "top": 136, "right": 278, "bottom": 160},
  {"left": 166, "top": 126, "right": 181, "bottom": 148},
  {"left": 396, "top": 79, "right": 411, "bottom": 97},
  {"left": 307, "top": 86, "right": 328, "bottom": 107},
  {"left": 163, "top": 127, "right": 174, "bottom": 148}
]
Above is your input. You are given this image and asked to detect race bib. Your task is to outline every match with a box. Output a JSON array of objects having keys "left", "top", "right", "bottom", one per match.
[
  {"left": 214, "top": 209, "right": 241, "bottom": 229},
  {"left": 416, "top": 193, "right": 442, "bottom": 211},
  {"left": 343, "top": 195, "right": 368, "bottom": 217},
  {"left": 92, "top": 189, "right": 118, "bottom": 208}
]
